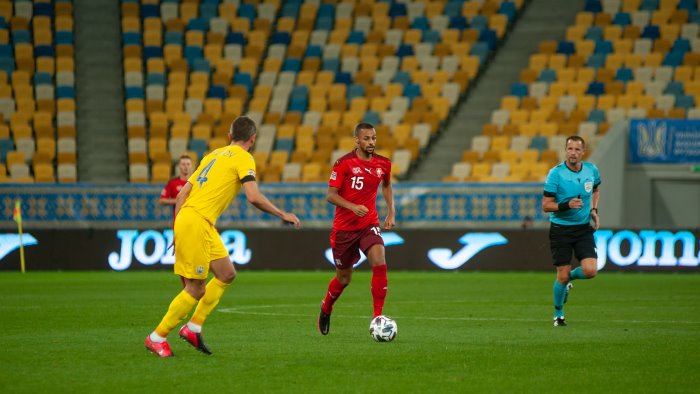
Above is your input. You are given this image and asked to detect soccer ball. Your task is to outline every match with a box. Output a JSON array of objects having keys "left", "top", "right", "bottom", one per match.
[{"left": 369, "top": 315, "right": 397, "bottom": 342}]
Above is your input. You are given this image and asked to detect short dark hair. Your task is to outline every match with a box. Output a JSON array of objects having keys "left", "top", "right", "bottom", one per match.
[
  {"left": 566, "top": 135, "right": 586, "bottom": 148},
  {"left": 229, "top": 116, "right": 257, "bottom": 142},
  {"left": 178, "top": 154, "right": 192, "bottom": 162},
  {"left": 354, "top": 122, "right": 375, "bottom": 137}
]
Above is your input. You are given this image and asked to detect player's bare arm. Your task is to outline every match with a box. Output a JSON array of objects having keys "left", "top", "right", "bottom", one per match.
[
  {"left": 243, "top": 181, "right": 301, "bottom": 228},
  {"left": 174, "top": 182, "right": 192, "bottom": 218},
  {"left": 327, "top": 186, "right": 369, "bottom": 217},
  {"left": 542, "top": 195, "right": 583, "bottom": 213},
  {"left": 381, "top": 179, "right": 395, "bottom": 230},
  {"left": 159, "top": 197, "right": 176, "bottom": 206},
  {"left": 590, "top": 187, "right": 600, "bottom": 230}
]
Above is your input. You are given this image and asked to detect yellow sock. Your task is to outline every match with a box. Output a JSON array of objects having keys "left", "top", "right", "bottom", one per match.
[
  {"left": 190, "top": 278, "right": 229, "bottom": 326},
  {"left": 155, "top": 290, "right": 198, "bottom": 337}
]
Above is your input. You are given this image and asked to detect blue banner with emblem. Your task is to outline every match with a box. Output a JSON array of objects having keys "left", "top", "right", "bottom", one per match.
[{"left": 629, "top": 119, "right": 700, "bottom": 163}]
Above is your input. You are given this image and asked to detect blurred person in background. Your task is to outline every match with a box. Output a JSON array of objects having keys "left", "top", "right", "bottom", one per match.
[{"left": 159, "top": 154, "right": 194, "bottom": 217}]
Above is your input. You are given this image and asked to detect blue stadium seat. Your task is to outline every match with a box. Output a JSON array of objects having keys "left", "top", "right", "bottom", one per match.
[
  {"left": 444, "top": 2, "right": 463, "bottom": 19},
  {"left": 479, "top": 29, "right": 498, "bottom": 50},
  {"left": 184, "top": 46, "right": 203, "bottom": 66},
  {"left": 363, "top": 111, "right": 381, "bottom": 125},
  {"left": 11, "top": 30, "right": 31, "bottom": 44},
  {"left": 672, "top": 38, "right": 690, "bottom": 54},
  {"left": 530, "top": 136, "right": 548, "bottom": 151},
  {"left": 288, "top": 96, "right": 308, "bottom": 112},
  {"left": 347, "top": 84, "right": 365, "bottom": 102},
  {"left": 0, "top": 58, "right": 14, "bottom": 76},
  {"left": 392, "top": 71, "right": 411, "bottom": 86},
  {"left": 664, "top": 81, "right": 684, "bottom": 96},
  {"left": 641, "top": 25, "right": 660, "bottom": 40},
  {"left": 396, "top": 44, "right": 414, "bottom": 58},
  {"left": 282, "top": 58, "right": 301, "bottom": 72},
  {"left": 334, "top": 72, "right": 352, "bottom": 85},
  {"left": 193, "top": 58, "right": 211, "bottom": 73},
  {"left": 34, "top": 72, "right": 52, "bottom": 85},
  {"left": 226, "top": 32, "right": 246, "bottom": 45},
  {"left": 199, "top": 3, "right": 218, "bottom": 21},
  {"left": 274, "top": 138, "right": 294, "bottom": 152},
  {"left": 0, "top": 139, "right": 14, "bottom": 162},
  {"left": 56, "top": 31, "right": 73, "bottom": 45},
  {"left": 123, "top": 32, "right": 141, "bottom": 46},
  {"left": 586, "top": 53, "right": 607, "bottom": 69},
  {"left": 271, "top": 32, "right": 291, "bottom": 45},
  {"left": 146, "top": 73, "right": 165, "bottom": 86},
  {"left": 316, "top": 16, "right": 334, "bottom": 31},
  {"left": 588, "top": 109, "right": 606, "bottom": 123},
  {"left": 141, "top": 4, "right": 159, "bottom": 19},
  {"left": 57, "top": 86, "right": 76, "bottom": 99},
  {"left": 189, "top": 139, "right": 208, "bottom": 159},
  {"left": 586, "top": 81, "right": 606, "bottom": 96},
  {"left": 208, "top": 85, "right": 226, "bottom": 99},
  {"left": 238, "top": 3, "right": 257, "bottom": 23},
  {"left": 143, "top": 46, "right": 163, "bottom": 61},
  {"left": 594, "top": 40, "right": 613, "bottom": 55},
  {"left": 470, "top": 15, "right": 488, "bottom": 31},
  {"left": 663, "top": 52, "right": 684, "bottom": 67},
  {"left": 347, "top": 31, "right": 365, "bottom": 45},
  {"left": 557, "top": 41, "right": 576, "bottom": 55},
  {"left": 0, "top": 17, "right": 5, "bottom": 29},
  {"left": 34, "top": 2, "right": 53, "bottom": 17},
  {"left": 165, "top": 31, "right": 183, "bottom": 45},
  {"left": 187, "top": 18, "right": 207, "bottom": 32},
  {"left": 422, "top": 30, "right": 441, "bottom": 45},
  {"left": 125, "top": 87, "right": 144, "bottom": 100},
  {"left": 322, "top": 58, "right": 339, "bottom": 72},
  {"left": 676, "top": 95, "right": 695, "bottom": 109},
  {"left": 510, "top": 83, "right": 529, "bottom": 97},
  {"left": 612, "top": 12, "right": 631, "bottom": 26},
  {"left": 389, "top": 2, "right": 407, "bottom": 17},
  {"left": 0, "top": 44, "right": 11, "bottom": 59},
  {"left": 449, "top": 16, "right": 468, "bottom": 30},
  {"left": 304, "top": 45, "right": 322, "bottom": 58},
  {"left": 233, "top": 74, "right": 253, "bottom": 94},
  {"left": 615, "top": 67, "right": 634, "bottom": 82},
  {"left": 470, "top": 42, "right": 490, "bottom": 63},
  {"left": 411, "top": 16, "right": 430, "bottom": 31},
  {"left": 403, "top": 84, "right": 422, "bottom": 104},
  {"left": 499, "top": 2, "right": 517, "bottom": 22},
  {"left": 584, "top": 26, "right": 603, "bottom": 41},
  {"left": 281, "top": 2, "right": 301, "bottom": 18},
  {"left": 679, "top": 0, "right": 697, "bottom": 12},
  {"left": 640, "top": 0, "right": 660, "bottom": 11},
  {"left": 584, "top": 0, "right": 603, "bottom": 13},
  {"left": 538, "top": 69, "right": 557, "bottom": 83}
]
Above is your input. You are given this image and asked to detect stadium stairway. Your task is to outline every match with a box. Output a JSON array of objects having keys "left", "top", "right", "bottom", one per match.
[
  {"left": 75, "top": 0, "right": 127, "bottom": 182},
  {"left": 410, "top": 0, "right": 582, "bottom": 181}
]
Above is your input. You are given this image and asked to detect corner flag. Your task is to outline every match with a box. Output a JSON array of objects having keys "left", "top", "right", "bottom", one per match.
[{"left": 13, "top": 200, "right": 26, "bottom": 273}]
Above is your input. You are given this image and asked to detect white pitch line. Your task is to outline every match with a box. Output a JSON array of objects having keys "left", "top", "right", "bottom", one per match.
[{"left": 217, "top": 305, "right": 700, "bottom": 325}]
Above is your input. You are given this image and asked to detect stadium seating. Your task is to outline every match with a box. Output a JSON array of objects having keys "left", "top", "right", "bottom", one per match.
[
  {"left": 445, "top": 0, "right": 700, "bottom": 183},
  {"left": 122, "top": 0, "right": 525, "bottom": 183},
  {"left": 0, "top": 0, "right": 76, "bottom": 183}
]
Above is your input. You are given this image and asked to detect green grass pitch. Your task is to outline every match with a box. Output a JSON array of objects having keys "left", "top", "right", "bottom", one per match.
[{"left": 0, "top": 271, "right": 698, "bottom": 393}]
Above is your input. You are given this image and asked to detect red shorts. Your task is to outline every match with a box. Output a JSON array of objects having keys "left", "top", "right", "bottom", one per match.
[{"left": 330, "top": 225, "right": 384, "bottom": 270}]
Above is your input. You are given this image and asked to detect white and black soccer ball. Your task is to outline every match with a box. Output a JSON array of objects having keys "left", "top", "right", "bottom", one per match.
[{"left": 369, "top": 315, "right": 397, "bottom": 342}]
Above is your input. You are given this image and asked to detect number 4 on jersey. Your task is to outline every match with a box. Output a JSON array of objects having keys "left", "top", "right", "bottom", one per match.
[{"left": 196, "top": 159, "right": 216, "bottom": 187}]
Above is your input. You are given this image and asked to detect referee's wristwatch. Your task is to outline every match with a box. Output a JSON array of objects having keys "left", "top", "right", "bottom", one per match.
[{"left": 591, "top": 208, "right": 598, "bottom": 214}]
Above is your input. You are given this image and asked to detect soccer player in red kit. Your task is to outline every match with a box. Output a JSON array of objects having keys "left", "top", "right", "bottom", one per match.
[
  {"left": 160, "top": 155, "right": 194, "bottom": 215},
  {"left": 318, "top": 122, "right": 395, "bottom": 335}
]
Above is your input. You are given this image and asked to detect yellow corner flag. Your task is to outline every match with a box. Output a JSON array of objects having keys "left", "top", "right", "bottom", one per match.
[{"left": 13, "top": 200, "right": 26, "bottom": 273}]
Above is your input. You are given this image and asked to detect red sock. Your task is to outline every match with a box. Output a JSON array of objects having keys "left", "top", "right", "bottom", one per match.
[
  {"left": 371, "top": 264, "right": 388, "bottom": 317},
  {"left": 321, "top": 277, "right": 346, "bottom": 314}
]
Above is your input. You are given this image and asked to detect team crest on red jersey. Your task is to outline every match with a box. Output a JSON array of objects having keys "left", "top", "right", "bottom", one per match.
[
  {"left": 352, "top": 167, "right": 362, "bottom": 174},
  {"left": 376, "top": 168, "right": 383, "bottom": 177}
]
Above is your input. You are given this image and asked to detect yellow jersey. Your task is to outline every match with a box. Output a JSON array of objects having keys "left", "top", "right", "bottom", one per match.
[{"left": 183, "top": 144, "right": 256, "bottom": 224}]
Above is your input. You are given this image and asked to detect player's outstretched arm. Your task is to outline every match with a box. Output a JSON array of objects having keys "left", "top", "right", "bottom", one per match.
[
  {"left": 242, "top": 181, "right": 301, "bottom": 228},
  {"left": 381, "top": 180, "right": 395, "bottom": 229}
]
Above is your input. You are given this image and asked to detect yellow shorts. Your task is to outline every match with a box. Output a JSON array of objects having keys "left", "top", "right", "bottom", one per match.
[{"left": 173, "top": 207, "right": 229, "bottom": 280}]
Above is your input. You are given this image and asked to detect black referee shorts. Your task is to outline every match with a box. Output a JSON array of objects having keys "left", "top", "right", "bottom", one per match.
[{"left": 549, "top": 223, "right": 597, "bottom": 266}]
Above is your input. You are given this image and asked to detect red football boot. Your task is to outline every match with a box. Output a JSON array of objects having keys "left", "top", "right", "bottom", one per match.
[
  {"left": 179, "top": 325, "right": 212, "bottom": 355},
  {"left": 144, "top": 336, "right": 174, "bottom": 358}
]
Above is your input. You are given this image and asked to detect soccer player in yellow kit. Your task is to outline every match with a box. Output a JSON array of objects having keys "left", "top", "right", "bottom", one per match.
[{"left": 145, "top": 116, "right": 301, "bottom": 357}]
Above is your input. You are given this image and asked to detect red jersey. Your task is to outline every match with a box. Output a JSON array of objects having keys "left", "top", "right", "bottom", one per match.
[
  {"left": 328, "top": 150, "right": 392, "bottom": 231},
  {"left": 160, "top": 177, "right": 188, "bottom": 213}
]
